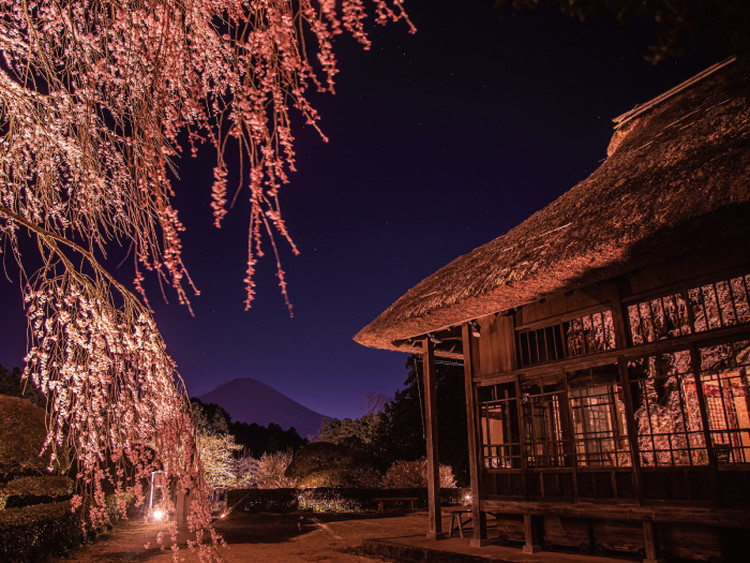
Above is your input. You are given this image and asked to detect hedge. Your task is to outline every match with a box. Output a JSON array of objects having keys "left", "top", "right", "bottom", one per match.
[
  {"left": 0, "top": 395, "right": 49, "bottom": 476},
  {"left": 0, "top": 501, "right": 83, "bottom": 562},
  {"left": 0, "top": 476, "right": 75, "bottom": 509},
  {"left": 226, "top": 487, "right": 471, "bottom": 514}
]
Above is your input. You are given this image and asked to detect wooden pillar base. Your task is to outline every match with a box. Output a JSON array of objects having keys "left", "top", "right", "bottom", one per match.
[
  {"left": 523, "top": 514, "right": 542, "bottom": 554},
  {"left": 470, "top": 538, "right": 497, "bottom": 547},
  {"left": 642, "top": 520, "right": 664, "bottom": 563},
  {"left": 426, "top": 531, "right": 448, "bottom": 541}
]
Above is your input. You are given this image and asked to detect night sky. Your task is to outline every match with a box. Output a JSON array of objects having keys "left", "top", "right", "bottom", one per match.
[{"left": 0, "top": 1, "right": 718, "bottom": 420}]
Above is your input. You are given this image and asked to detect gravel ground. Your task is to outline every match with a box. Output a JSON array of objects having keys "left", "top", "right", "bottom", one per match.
[{"left": 53, "top": 510, "right": 430, "bottom": 562}]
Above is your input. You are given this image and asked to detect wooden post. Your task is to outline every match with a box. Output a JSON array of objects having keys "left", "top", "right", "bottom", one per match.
[
  {"left": 618, "top": 357, "right": 645, "bottom": 504},
  {"left": 422, "top": 336, "right": 446, "bottom": 540},
  {"left": 515, "top": 374, "right": 530, "bottom": 501},
  {"left": 688, "top": 344, "right": 722, "bottom": 505},
  {"left": 561, "top": 368, "right": 580, "bottom": 503},
  {"left": 522, "top": 513, "right": 542, "bottom": 553},
  {"left": 462, "top": 323, "right": 489, "bottom": 546},
  {"left": 642, "top": 520, "right": 665, "bottom": 563}
]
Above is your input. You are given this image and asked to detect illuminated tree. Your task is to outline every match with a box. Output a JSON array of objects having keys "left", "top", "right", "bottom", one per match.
[
  {"left": 0, "top": 0, "right": 412, "bottom": 558},
  {"left": 197, "top": 433, "right": 243, "bottom": 490},
  {"left": 381, "top": 459, "right": 457, "bottom": 488},
  {"left": 255, "top": 450, "right": 298, "bottom": 489}
]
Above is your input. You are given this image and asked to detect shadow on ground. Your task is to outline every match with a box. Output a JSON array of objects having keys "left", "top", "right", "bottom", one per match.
[{"left": 215, "top": 510, "right": 409, "bottom": 545}]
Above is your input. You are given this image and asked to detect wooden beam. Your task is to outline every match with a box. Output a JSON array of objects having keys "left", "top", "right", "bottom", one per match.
[
  {"left": 480, "top": 499, "right": 750, "bottom": 527},
  {"left": 422, "top": 336, "right": 445, "bottom": 540},
  {"left": 462, "top": 323, "right": 488, "bottom": 545},
  {"left": 476, "top": 324, "right": 750, "bottom": 384}
]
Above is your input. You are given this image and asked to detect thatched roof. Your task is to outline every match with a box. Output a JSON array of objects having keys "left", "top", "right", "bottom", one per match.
[{"left": 355, "top": 58, "right": 750, "bottom": 354}]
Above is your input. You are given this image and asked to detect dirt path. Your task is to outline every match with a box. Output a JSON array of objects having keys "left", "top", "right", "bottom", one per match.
[{"left": 54, "top": 511, "right": 429, "bottom": 562}]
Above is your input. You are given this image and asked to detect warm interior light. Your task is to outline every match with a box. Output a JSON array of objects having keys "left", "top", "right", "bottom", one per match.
[
  {"left": 219, "top": 513, "right": 227, "bottom": 519},
  {"left": 152, "top": 509, "right": 165, "bottom": 521},
  {"left": 464, "top": 494, "right": 472, "bottom": 503}
]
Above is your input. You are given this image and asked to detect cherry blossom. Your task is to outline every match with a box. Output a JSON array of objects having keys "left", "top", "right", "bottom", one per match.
[{"left": 0, "top": 1, "right": 412, "bottom": 559}]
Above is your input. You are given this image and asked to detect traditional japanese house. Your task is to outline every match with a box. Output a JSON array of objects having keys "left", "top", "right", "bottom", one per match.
[{"left": 355, "top": 58, "right": 750, "bottom": 562}]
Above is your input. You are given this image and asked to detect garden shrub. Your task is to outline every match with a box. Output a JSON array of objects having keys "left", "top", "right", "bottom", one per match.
[
  {"left": 382, "top": 459, "right": 457, "bottom": 488},
  {"left": 297, "top": 489, "right": 363, "bottom": 513},
  {"left": 286, "top": 442, "right": 380, "bottom": 488},
  {"left": 226, "top": 486, "right": 470, "bottom": 514},
  {"left": 227, "top": 488, "right": 299, "bottom": 513},
  {"left": 255, "top": 451, "right": 298, "bottom": 488},
  {"left": 0, "top": 475, "right": 74, "bottom": 508},
  {"left": 0, "top": 501, "right": 83, "bottom": 561},
  {"left": 0, "top": 395, "right": 50, "bottom": 477},
  {"left": 0, "top": 396, "right": 95, "bottom": 559}
]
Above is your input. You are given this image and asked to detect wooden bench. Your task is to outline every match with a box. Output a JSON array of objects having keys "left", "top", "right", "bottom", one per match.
[
  {"left": 372, "top": 496, "right": 418, "bottom": 513},
  {"left": 448, "top": 507, "right": 473, "bottom": 538}
]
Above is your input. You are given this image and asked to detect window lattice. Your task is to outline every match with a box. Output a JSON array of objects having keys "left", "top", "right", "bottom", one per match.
[
  {"left": 521, "top": 377, "right": 568, "bottom": 468},
  {"left": 568, "top": 365, "right": 631, "bottom": 468},
  {"left": 478, "top": 383, "right": 521, "bottom": 469},
  {"left": 628, "top": 350, "right": 708, "bottom": 467},
  {"left": 518, "top": 310, "right": 616, "bottom": 367},
  {"left": 700, "top": 340, "right": 750, "bottom": 465},
  {"left": 629, "top": 274, "right": 750, "bottom": 345}
]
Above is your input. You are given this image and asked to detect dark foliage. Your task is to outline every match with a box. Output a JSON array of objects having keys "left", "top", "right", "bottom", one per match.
[
  {"left": 0, "top": 395, "right": 51, "bottom": 478},
  {"left": 0, "top": 501, "right": 84, "bottom": 561},
  {"left": 371, "top": 356, "right": 469, "bottom": 484},
  {"left": 190, "top": 397, "right": 307, "bottom": 456},
  {"left": 226, "top": 487, "right": 470, "bottom": 514},
  {"left": 230, "top": 421, "right": 306, "bottom": 456},
  {"left": 190, "top": 398, "right": 232, "bottom": 435},
  {"left": 0, "top": 476, "right": 74, "bottom": 509},
  {"left": 499, "top": 0, "right": 750, "bottom": 63},
  {"left": 313, "top": 356, "right": 468, "bottom": 484},
  {"left": 286, "top": 441, "right": 379, "bottom": 488},
  {"left": 0, "top": 365, "right": 45, "bottom": 408}
]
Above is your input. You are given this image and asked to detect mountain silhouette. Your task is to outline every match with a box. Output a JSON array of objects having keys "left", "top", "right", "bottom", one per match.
[{"left": 199, "top": 378, "right": 326, "bottom": 438}]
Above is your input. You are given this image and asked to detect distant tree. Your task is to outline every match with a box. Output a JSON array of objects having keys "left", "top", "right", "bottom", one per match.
[
  {"left": 197, "top": 433, "right": 242, "bottom": 490},
  {"left": 313, "top": 357, "right": 468, "bottom": 483},
  {"left": 382, "top": 459, "right": 457, "bottom": 489},
  {"left": 361, "top": 391, "right": 391, "bottom": 414},
  {"left": 500, "top": 0, "right": 750, "bottom": 63},
  {"left": 190, "top": 399, "right": 232, "bottom": 436},
  {"left": 372, "top": 356, "right": 469, "bottom": 483},
  {"left": 0, "top": 365, "right": 45, "bottom": 408},
  {"left": 286, "top": 441, "right": 380, "bottom": 488},
  {"left": 316, "top": 412, "right": 384, "bottom": 451},
  {"left": 232, "top": 455, "right": 260, "bottom": 489},
  {"left": 231, "top": 421, "right": 306, "bottom": 457},
  {"left": 255, "top": 451, "right": 298, "bottom": 489}
]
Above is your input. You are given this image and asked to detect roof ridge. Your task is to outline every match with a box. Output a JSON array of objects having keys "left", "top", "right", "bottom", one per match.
[{"left": 613, "top": 56, "right": 736, "bottom": 129}]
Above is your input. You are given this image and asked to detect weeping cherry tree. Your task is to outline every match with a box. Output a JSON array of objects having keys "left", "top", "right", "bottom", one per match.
[{"left": 0, "top": 0, "right": 412, "bottom": 558}]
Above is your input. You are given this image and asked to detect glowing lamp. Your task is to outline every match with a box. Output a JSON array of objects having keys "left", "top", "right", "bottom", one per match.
[{"left": 152, "top": 509, "right": 165, "bottom": 522}]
